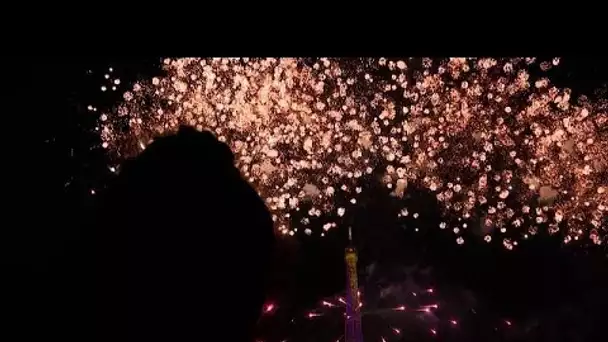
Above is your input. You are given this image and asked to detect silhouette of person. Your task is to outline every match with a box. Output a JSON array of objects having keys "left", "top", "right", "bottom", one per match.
[{"left": 96, "top": 126, "right": 275, "bottom": 341}]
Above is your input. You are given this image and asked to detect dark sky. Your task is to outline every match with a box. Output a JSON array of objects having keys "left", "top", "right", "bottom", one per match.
[{"left": 5, "top": 56, "right": 608, "bottom": 341}]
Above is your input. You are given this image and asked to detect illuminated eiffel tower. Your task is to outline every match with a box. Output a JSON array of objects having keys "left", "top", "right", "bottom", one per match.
[{"left": 344, "top": 227, "right": 364, "bottom": 342}]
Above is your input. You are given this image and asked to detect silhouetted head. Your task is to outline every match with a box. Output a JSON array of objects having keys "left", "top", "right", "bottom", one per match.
[{"left": 97, "top": 126, "right": 275, "bottom": 341}]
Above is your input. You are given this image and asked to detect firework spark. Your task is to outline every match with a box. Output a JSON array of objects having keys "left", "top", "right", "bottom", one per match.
[
  {"left": 257, "top": 280, "right": 513, "bottom": 342},
  {"left": 378, "top": 57, "right": 607, "bottom": 247},
  {"left": 99, "top": 58, "right": 388, "bottom": 236},
  {"left": 96, "top": 57, "right": 608, "bottom": 248}
]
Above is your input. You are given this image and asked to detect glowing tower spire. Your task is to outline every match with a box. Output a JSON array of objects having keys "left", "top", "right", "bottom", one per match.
[{"left": 344, "top": 226, "right": 364, "bottom": 342}]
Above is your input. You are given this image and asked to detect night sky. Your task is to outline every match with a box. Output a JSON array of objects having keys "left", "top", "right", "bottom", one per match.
[{"left": 5, "top": 57, "right": 608, "bottom": 341}]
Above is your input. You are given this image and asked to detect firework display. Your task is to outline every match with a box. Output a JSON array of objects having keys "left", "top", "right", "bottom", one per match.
[
  {"left": 381, "top": 57, "right": 608, "bottom": 248},
  {"left": 98, "top": 58, "right": 384, "bottom": 236},
  {"left": 94, "top": 57, "right": 608, "bottom": 248},
  {"left": 256, "top": 264, "right": 518, "bottom": 342}
]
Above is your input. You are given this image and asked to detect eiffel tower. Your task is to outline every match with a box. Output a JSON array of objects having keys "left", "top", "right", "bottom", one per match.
[{"left": 344, "top": 227, "right": 364, "bottom": 342}]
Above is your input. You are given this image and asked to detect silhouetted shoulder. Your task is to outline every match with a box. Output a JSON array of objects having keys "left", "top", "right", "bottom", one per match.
[
  {"left": 97, "top": 126, "right": 275, "bottom": 341},
  {"left": 105, "top": 126, "right": 272, "bottom": 233}
]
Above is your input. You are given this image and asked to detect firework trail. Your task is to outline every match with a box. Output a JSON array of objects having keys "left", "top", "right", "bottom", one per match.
[
  {"left": 95, "top": 57, "right": 608, "bottom": 248},
  {"left": 256, "top": 264, "right": 517, "bottom": 342}
]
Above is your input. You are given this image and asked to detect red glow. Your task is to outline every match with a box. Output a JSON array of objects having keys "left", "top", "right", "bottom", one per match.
[{"left": 264, "top": 303, "right": 275, "bottom": 314}]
